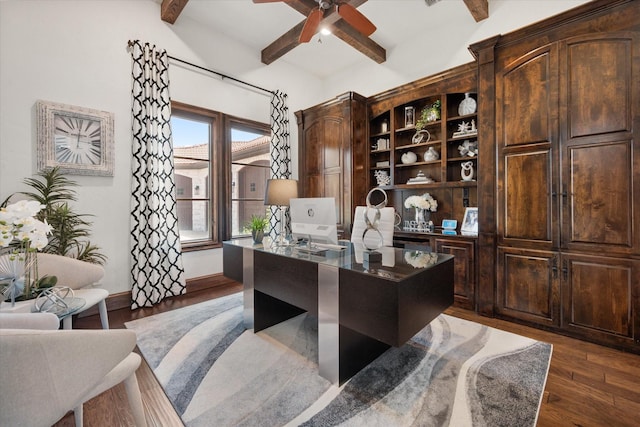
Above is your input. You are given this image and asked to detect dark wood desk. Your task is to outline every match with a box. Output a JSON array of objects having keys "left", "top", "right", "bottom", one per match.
[{"left": 223, "top": 239, "right": 454, "bottom": 384}]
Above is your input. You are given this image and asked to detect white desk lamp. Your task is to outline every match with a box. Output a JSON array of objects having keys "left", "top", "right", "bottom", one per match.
[{"left": 264, "top": 179, "right": 298, "bottom": 246}]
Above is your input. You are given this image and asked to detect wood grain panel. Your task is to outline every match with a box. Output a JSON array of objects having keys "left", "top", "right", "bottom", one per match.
[
  {"left": 435, "top": 238, "right": 475, "bottom": 310},
  {"left": 497, "top": 247, "right": 559, "bottom": 326},
  {"left": 323, "top": 171, "right": 342, "bottom": 225},
  {"left": 563, "top": 255, "right": 634, "bottom": 339},
  {"left": 303, "top": 124, "right": 321, "bottom": 175},
  {"left": 567, "top": 141, "right": 632, "bottom": 247},
  {"left": 501, "top": 49, "right": 553, "bottom": 147},
  {"left": 323, "top": 118, "right": 343, "bottom": 170},
  {"left": 567, "top": 38, "right": 631, "bottom": 138},
  {"left": 503, "top": 149, "right": 553, "bottom": 241}
]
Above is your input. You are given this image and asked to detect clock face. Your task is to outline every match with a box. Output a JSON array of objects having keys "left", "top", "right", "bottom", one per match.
[{"left": 54, "top": 114, "right": 102, "bottom": 165}]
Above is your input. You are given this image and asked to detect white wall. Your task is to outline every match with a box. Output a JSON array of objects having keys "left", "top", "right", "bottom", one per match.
[
  {"left": 321, "top": 0, "right": 590, "bottom": 99},
  {"left": 0, "top": 0, "right": 320, "bottom": 294},
  {"left": 0, "top": 0, "right": 590, "bottom": 297}
]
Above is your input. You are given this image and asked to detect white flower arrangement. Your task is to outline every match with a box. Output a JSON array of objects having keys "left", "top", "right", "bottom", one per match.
[
  {"left": 0, "top": 200, "right": 51, "bottom": 250},
  {"left": 404, "top": 193, "right": 438, "bottom": 212},
  {"left": 404, "top": 251, "right": 439, "bottom": 268},
  {"left": 0, "top": 200, "right": 52, "bottom": 303}
]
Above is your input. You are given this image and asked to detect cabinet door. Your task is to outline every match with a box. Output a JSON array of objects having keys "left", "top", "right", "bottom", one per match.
[
  {"left": 435, "top": 238, "right": 475, "bottom": 310},
  {"left": 299, "top": 114, "right": 347, "bottom": 230},
  {"left": 496, "top": 45, "right": 560, "bottom": 249},
  {"left": 496, "top": 247, "right": 560, "bottom": 327},
  {"left": 559, "top": 34, "right": 639, "bottom": 255},
  {"left": 561, "top": 253, "right": 639, "bottom": 346}
]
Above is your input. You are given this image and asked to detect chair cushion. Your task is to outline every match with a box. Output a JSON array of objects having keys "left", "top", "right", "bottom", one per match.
[
  {"left": 351, "top": 206, "right": 395, "bottom": 247},
  {"left": 0, "top": 312, "right": 59, "bottom": 330},
  {"left": 37, "top": 253, "right": 105, "bottom": 290},
  {"left": 0, "top": 329, "right": 136, "bottom": 426}
]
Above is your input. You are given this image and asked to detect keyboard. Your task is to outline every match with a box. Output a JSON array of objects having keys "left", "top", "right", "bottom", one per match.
[
  {"left": 311, "top": 243, "right": 346, "bottom": 251},
  {"left": 293, "top": 246, "right": 328, "bottom": 255}
]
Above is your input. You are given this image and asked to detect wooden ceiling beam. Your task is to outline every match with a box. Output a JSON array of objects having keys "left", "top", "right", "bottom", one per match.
[
  {"left": 262, "top": 22, "right": 306, "bottom": 65},
  {"left": 331, "top": 20, "right": 386, "bottom": 64},
  {"left": 463, "top": 0, "right": 489, "bottom": 22},
  {"left": 261, "top": 0, "right": 386, "bottom": 65},
  {"left": 161, "top": 0, "right": 189, "bottom": 24}
]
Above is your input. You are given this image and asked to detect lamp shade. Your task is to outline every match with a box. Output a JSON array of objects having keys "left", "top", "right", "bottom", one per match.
[{"left": 264, "top": 179, "right": 298, "bottom": 207}]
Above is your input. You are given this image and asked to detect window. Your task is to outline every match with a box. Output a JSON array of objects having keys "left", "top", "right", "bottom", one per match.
[
  {"left": 229, "top": 118, "right": 270, "bottom": 238},
  {"left": 171, "top": 102, "right": 219, "bottom": 250},
  {"left": 171, "top": 101, "right": 270, "bottom": 250}
]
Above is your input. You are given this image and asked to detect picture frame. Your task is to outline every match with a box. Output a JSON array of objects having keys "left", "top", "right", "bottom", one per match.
[
  {"left": 37, "top": 100, "right": 114, "bottom": 176},
  {"left": 442, "top": 219, "right": 457, "bottom": 230},
  {"left": 404, "top": 106, "right": 415, "bottom": 128},
  {"left": 461, "top": 207, "right": 479, "bottom": 234}
]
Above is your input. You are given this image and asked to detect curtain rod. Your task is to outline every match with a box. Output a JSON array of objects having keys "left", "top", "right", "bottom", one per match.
[{"left": 127, "top": 40, "right": 274, "bottom": 96}]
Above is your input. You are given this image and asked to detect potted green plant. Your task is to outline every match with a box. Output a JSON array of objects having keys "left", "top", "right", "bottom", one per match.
[
  {"left": 247, "top": 215, "right": 268, "bottom": 244},
  {"left": 1, "top": 167, "right": 106, "bottom": 265},
  {"left": 415, "top": 100, "right": 441, "bottom": 130}
]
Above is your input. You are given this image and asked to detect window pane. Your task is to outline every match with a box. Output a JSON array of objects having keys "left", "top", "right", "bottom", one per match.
[
  {"left": 231, "top": 125, "right": 270, "bottom": 238},
  {"left": 172, "top": 117, "right": 210, "bottom": 159},
  {"left": 172, "top": 109, "right": 215, "bottom": 246},
  {"left": 178, "top": 200, "right": 210, "bottom": 242},
  {"left": 232, "top": 200, "right": 270, "bottom": 237},
  {"left": 175, "top": 160, "right": 209, "bottom": 200}
]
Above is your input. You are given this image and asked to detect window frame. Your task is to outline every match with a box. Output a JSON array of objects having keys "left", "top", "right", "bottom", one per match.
[
  {"left": 171, "top": 101, "right": 223, "bottom": 251},
  {"left": 225, "top": 116, "right": 271, "bottom": 239},
  {"left": 171, "top": 101, "right": 270, "bottom": 251}
]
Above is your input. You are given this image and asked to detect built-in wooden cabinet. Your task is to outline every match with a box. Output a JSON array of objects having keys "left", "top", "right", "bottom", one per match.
[
  {"left": 496, "top": 247, "right": 560, "bottom": 327},
  {"left": 367, "top": 83, "right": 478, "bottom": 191},
  {"left": 294, "top": 0, "right": 640, "bottom": 353},
  {"left": 365, "top": 63, "right": 479, "bottom": 310},
  {"left": 295, "top": 92, "right": 367, "bottom": 237},
  {"left": 366, "top": 63, "right": 479, "bottom": 224},
  {"left": 393, "top": 231, "right": 477, "bottom": 310},
  {"left": 435, "top": 237, "right": 476, "bottom": 311},
  {"left": 472, "top": 0, "right": 640, "bottom": 351}
]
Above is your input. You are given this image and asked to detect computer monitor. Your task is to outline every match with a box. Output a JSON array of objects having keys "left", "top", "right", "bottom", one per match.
[{"left": 290, "top": 197, "right": 339, "bottom": 245}]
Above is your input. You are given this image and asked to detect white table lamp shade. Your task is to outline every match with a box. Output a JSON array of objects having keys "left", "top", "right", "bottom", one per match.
[{"left": 265, "top": 179, "right": 298, "bottom": 206}]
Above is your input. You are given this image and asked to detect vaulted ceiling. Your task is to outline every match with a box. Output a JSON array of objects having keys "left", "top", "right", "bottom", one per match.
[{"left": 159, "top": 0, "right": 489, "bottom": 77}]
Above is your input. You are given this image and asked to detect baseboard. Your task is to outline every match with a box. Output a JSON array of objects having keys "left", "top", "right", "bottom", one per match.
[{"left": 78, "top": 273, "right": 238, "bottom": 317}]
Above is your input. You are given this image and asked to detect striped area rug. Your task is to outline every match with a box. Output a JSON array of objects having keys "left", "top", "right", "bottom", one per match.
[{"left": 125, "top": 292, "right": 552, "bottom": 426}]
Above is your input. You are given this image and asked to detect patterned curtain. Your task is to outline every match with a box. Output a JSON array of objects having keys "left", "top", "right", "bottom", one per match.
[
  {"left": 129, "top": 40, "right": 185, "bottom": 309},
  {"left": 268, "top": 90, "right": 292, "bottom": 237}
]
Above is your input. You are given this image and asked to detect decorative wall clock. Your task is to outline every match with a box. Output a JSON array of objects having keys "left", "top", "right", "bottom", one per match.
[{"left": 37, "top": 100, "right": 114, "bottom": 176}]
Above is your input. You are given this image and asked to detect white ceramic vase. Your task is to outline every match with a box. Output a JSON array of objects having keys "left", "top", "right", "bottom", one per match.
[
  {"left": 401, "top": 151, "right": 417, "bottom": 164},
  {"left": 458, "top": 93, "right": 477, "bottom": 116}
]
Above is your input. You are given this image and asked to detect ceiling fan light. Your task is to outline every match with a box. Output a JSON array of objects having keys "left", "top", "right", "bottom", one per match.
[{"left": 320, "top": 28, "right": 331, "bottom": 36}]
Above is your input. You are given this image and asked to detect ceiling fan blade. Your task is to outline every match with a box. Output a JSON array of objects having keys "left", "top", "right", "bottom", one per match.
[
  {"left": 337, "top": 3, "right": 376, "bottom": 37},
  {"left": 299, "top": 8, "right": 324, "bottom": 43},
  {"left": 253, "top": 0, "right": 284, "bottom": 3}
]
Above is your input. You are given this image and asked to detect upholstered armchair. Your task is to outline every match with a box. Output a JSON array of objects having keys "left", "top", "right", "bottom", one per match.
[
  {"left": 351, "top": 206, "right": 396, "bottom": 266},
  {"left": 6, "top": 253, "right": 110, "bottom": 329},
  {"left": 0, "top": 312, "right": 146, "bottom": 427},
  {"left": 351, "top": 206, "right": 396, "bottom": 248}
]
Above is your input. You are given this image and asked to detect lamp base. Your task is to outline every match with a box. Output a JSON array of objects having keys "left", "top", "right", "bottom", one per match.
[{"left": 275, "top": 206, "right": 289, "bottom": 246}]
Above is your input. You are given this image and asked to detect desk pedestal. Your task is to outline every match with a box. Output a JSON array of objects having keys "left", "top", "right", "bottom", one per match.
[{"left": 223, "top": 241, "right": 454, "bottom": 385}]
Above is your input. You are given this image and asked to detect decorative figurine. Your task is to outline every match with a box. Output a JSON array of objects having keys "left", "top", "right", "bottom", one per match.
[
  {"left": 401, "top": 151, "right": 417, "bottom": 164},
  {"left": 374, "top": 169, "right": 391, "bottom": 186},
  {"left": 458, "top": 139, "right": 478, "bottom": 157},
  {"left": 423, "top": 146, "right": 440, "bottom": 161},
  {"left": 461, "top": 161, "right": 475, "bottom": 181}
]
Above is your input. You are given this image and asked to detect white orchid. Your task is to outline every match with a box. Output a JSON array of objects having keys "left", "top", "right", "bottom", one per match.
[
  {"left": 0, "top": 200, "right": 51, "bottom": 249},
  {"left": 404, "top": 193, "right": 438, "bottom": 212}
]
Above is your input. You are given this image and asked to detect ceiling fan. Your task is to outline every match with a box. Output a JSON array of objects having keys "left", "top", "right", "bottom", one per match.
[{"left": 253, "top": 0, "right": 376, "bottom": 43}]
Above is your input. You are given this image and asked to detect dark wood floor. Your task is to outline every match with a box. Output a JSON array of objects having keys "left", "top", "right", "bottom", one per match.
[{"left": 53, "top": 283, "right": 640, "bottom": 427}]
